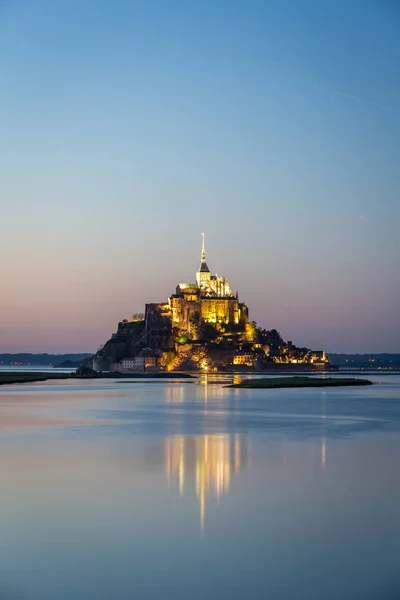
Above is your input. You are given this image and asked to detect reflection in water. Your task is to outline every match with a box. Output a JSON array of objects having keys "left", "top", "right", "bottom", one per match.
[
  {"left": 196, "top": 373, "right": 244, "bottom": 387},
  {"left": 321, "top": 438, "right": 326, "bottom": 469},
  {"left": 321, "top": 392, "right": 327, "bottom": 469},
  {"left": 1, "top": 377, "right": 400, "bottom": 600},
  {"left": 165, "top": 386, "right": 185, "bottom": 403},
  {"left": 165, "top": 434, "right": 250, "bottom": 533}
]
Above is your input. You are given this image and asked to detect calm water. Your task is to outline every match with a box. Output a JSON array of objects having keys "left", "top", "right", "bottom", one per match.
[{"left": 1, "top": 375, "right": 400, "bottom": 600}]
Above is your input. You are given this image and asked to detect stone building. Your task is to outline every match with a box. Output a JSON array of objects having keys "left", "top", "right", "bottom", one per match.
[
  {"left": 233, "top": 350, "right": 256, "bottom": 367},
  {"left": 168, "top": 234, "right": 248, "bottom": 330}
]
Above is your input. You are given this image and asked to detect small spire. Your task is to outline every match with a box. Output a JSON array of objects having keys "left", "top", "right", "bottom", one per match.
[
  {"left": 197, "top": 232, "right": 210, "bottom": 277},
  {"left": 201, "top": 232, "right": 206, "bottom": 263}
]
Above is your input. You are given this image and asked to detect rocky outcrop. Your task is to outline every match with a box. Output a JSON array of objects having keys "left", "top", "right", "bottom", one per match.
[
  {"left": 92, "top": 319, "right": 147, "bottom": 368},
  {"left": 76, "top": 365, "right": 100, "bottom": 378}
]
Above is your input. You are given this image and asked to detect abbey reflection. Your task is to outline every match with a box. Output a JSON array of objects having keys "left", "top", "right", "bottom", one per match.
[
  {"left": 164, "top": 434, "right": 250, "bottom": 533},
  {"left": 321, "top": 391, "right": 327, "bottom": 469},
  {"left": 162, "top": 384, "right": 328, "bottom": 535}
]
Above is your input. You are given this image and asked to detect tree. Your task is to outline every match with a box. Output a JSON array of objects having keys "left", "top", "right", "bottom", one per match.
[
  {"left": 189, "top": 315, "right": 203, "bottom": 341},
  {"left": 257, "top": 329, "right": 284, "bottom": 356},
  {"left": 160, "top": 351, "right": 177, "bottom": 371},
  {"left": 202, "top": 322, "right": 219, "bottom": 343},
  {"left": 245, "top": 321, "right": 259, "bottom": 343},
  {"left": 258, "top": 328, "right": 283, "bottom": 347}
]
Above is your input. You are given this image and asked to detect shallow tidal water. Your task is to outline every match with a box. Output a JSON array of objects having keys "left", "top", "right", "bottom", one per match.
[{"left": 1, "top": 374, "right": 400, "bottom": 600}]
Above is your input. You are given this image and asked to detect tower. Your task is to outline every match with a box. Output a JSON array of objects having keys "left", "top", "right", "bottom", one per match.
[{"left": 196, "top": 233, "right": 211, "bottom": 288}]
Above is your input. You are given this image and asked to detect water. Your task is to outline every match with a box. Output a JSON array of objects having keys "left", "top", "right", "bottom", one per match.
[{"left": 0, "top": 375, "right": 399, "bottom": 600}]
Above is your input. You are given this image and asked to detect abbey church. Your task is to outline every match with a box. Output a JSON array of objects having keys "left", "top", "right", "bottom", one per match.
[{"left": 168, "top": 234, "right": 248, "bottom": 330}]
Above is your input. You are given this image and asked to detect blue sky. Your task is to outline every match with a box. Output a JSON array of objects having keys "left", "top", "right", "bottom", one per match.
[{"left": 0, "top": 0, "right": 399, "bottom": 352}]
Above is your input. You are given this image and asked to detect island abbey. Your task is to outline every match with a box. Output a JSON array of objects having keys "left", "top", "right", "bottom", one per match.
[
  {"left": 90, "top": 234, "right": 331, "bottom": 373},
  {"left": 167, "top": 234, "right": 248, "bottom": 330}
]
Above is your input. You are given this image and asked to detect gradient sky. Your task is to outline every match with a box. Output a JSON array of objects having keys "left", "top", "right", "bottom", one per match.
[{"left": 1, "top": 0, "right": 399, "bottom": 353}]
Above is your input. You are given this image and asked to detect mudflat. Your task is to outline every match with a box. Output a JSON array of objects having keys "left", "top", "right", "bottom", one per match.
[
  {"left": 0, "top": 372, "right": 73, "bottom": 386},
  {"left": 229, "top": 376, "right": 373, "bottom": 389}
]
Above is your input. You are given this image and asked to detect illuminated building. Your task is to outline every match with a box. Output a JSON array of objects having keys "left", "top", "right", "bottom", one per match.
[
  {"left": 273, "top": 341, "right": 330, "bottom": 367},
  {"left": 91, "top": 234, "right": 330, "bottom": 373},
  {"left": 169, "top": 234, "right": 248, "bottom": 329},
  {"left": 233, "top": 351, "right": 256, "bottom": 367}
]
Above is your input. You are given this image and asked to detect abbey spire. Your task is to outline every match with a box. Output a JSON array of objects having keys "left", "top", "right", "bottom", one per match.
[
  {"left": 201, "top": 232, "right": 206, "bottom": 263},
  {"left": 196, "top": 233, "right": 210, "bottom": 287}
]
